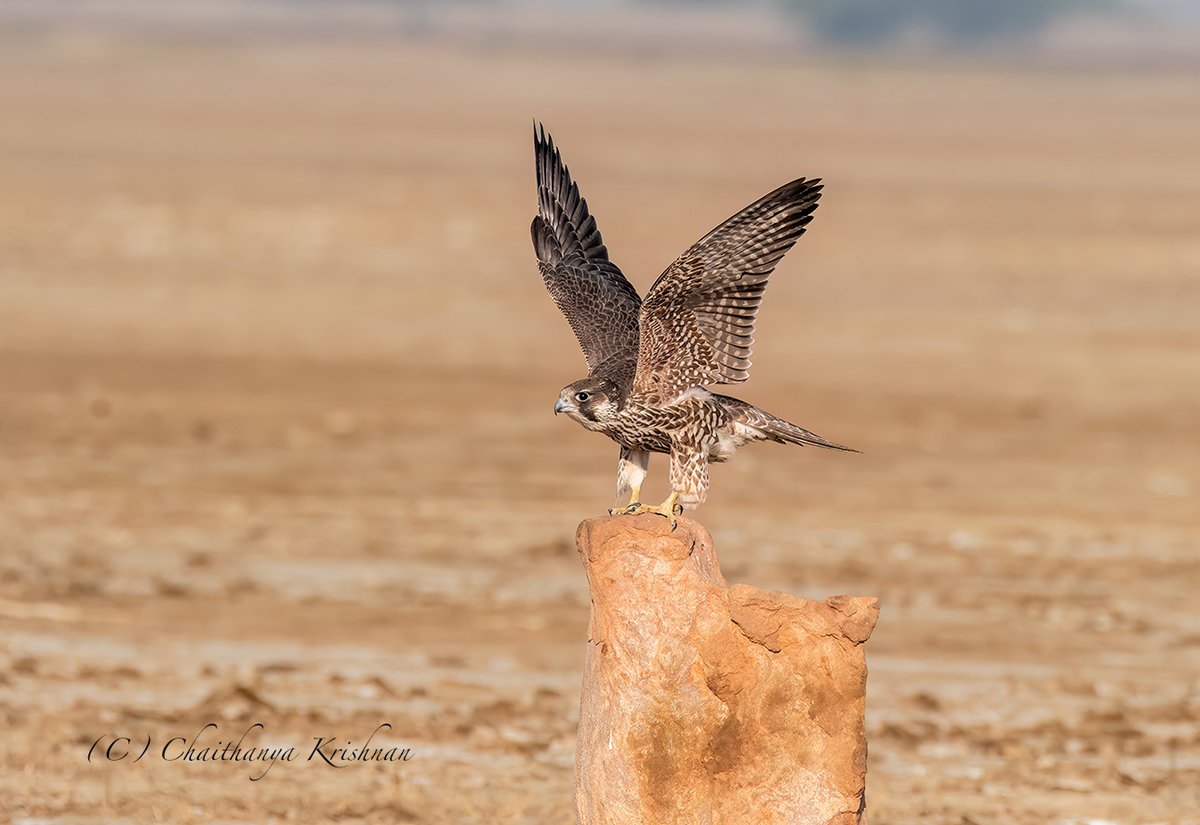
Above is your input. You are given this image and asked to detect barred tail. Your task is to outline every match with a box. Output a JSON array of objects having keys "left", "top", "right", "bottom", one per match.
[
  {"left": 715, "top": 394, "right": 858, "bottom": 453},
  {"left": 757, "top": 413, "right": 858, "bottom": 452}
]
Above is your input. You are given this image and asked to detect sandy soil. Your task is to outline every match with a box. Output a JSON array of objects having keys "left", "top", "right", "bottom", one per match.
[{"left": 0, "top": 32, "right": 1197, "bottom": 824}]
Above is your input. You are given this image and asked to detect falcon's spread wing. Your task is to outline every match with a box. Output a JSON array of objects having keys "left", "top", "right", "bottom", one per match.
[
  {"left": 632, "top": 177, "right": 822, "bottom": 400},
  {"left": 532, "top": 124, "right": 641, "bottom": 378}
]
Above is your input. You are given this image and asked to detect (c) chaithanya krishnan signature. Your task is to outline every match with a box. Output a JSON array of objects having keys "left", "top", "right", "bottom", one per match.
[{"left": 88, "top": 722, "right": 413, "bottom": 781}]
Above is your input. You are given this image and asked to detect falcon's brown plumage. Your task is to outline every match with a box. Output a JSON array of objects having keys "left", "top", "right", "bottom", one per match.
[{"left": 533, "top": 124, "right": 853, "bottom": 525}]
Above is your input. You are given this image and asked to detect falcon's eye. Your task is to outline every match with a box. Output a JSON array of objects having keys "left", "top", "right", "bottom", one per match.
[{"left": 575, "top": 391, "right": 590, "bottom": 403}]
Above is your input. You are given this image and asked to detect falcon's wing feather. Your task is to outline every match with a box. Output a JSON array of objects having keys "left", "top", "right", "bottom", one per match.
[
  {"left": 633, "top": 177, "right": 822, "bottom": 399},
  {"left": 532, "top": 123, "right": 641, "bottom": 375}
]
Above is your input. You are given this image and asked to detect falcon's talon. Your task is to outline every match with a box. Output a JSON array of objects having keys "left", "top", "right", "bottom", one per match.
[
  {"left": 626, "top": 492, "right": 681, "bottom": 526},
  {"left": 608, "top": 498, "right": 643, "bottom": 516}
]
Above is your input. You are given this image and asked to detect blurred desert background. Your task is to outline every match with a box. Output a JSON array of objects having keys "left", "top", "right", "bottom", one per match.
[{"left": 1, "top": 2, "right": 1198, "bottom": 823}]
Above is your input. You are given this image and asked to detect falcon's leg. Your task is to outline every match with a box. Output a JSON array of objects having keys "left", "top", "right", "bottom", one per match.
[
  {"left": 609, "top": 446, "right": 650, "bottom": 515},
  {"left": 627, "top": 442, "right": 706, "bottom": 529}
]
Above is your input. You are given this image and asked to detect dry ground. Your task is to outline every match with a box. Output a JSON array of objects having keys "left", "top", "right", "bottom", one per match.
[{"left": 0, "top": 32, "right": 1198, "bottom": 824}]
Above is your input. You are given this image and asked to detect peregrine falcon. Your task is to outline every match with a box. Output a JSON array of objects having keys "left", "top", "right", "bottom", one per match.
[{"left": 532, "top": 124, "right": 853, "bottom": 526}]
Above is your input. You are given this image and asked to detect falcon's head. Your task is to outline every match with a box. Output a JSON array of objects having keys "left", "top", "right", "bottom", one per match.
[{"left": 554, "top": 378, "right": 620, "bottom": 430}]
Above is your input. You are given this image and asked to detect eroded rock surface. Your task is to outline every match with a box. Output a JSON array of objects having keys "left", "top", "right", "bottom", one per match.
[{"left": 575, "top": 514, "right": 879, "bottom": 825}]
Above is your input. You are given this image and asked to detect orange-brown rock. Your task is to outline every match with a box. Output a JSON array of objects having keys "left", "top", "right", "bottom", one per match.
[{"left": 575, "top": 514, "right": 879, "bottom": 825}]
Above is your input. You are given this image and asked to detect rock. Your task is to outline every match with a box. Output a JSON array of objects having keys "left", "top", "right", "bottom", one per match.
[{"left": 575, "top": 514, "right": 879, "bottom": 825}]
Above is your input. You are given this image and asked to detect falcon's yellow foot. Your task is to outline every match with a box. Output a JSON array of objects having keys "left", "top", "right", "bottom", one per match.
[
  {"left": 626, "top": 492, "right": 683, "bottom": 529},
  {"left": 608, "top": 485, "right": 643, "bottom": 516}
]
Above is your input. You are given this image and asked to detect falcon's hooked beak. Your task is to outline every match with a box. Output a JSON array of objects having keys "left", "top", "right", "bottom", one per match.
[{"left": 554, "top": 398, "right": 570, "bottom": 416}]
